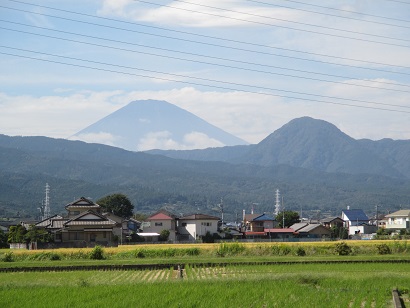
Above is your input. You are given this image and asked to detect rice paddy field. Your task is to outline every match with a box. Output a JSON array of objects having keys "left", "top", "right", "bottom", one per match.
[{"left": 1, "top": 241, "right": 410, "bottom": 307}]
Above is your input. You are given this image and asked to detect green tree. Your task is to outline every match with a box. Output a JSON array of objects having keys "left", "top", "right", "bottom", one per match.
[
  {"left": 24, "top": 225, "right": 52, "bottom": 243},
  {"left": 276, "top": 210, "right": 300, "bottom": 228},
  {"left": 0, "top": 229, "right": 8, "bottom": 248},
  {"left": 96, "top": 193, "right": 134, "bottom": 218},
  {"left": 158, "top": 229, "right": 170, "bottom": 242},
  {"left": 330, "top": 225, "right": 348, "bottom": 239},
  {"left": 7, "top": 225, "right": 27, "bottom": 243}
]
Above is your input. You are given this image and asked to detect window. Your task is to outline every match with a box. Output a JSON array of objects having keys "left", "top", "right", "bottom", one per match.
[
  {"left": 155, "top": 222, "right": 163, "bottom": 227},
  {"left": 201, "top": 222, "right": 212, "bottom": 226}
]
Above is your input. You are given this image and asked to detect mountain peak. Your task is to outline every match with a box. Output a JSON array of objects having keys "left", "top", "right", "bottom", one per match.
[{"left": 70, "top": 100, "right": 248, "bottom": 151}]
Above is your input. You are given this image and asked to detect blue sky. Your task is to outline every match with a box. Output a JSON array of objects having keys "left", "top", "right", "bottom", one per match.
[{"left": 1, "top": 0, "right": 409, "bottom": 149}]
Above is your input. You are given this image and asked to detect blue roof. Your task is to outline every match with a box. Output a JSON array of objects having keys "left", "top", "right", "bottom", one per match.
[
  {"left": 342, "top": 209, "right": 369, "bottom": 222},
  {"left": 253, "top": 214, "right": 275, "bottom": 221}
]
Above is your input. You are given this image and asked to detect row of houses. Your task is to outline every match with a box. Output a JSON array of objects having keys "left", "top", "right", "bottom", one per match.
[{"left": 3, "top": 196, "right": 410, "bottom": 248}]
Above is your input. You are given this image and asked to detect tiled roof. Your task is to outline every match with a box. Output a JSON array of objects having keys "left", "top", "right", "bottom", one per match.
[
  {"left": 265, "top": 228, "right": 295, "bottom": 233},
  {"left": 36, "top": 215, "right": 63, "bottom": 227},
  {"left": 65, "top": 197, "right": 100, "bottom": 209},
  {"left": 148, "top": 212, "right": 174, "bottom": 220},
  {"left": 180, "top": 214, "right": 220, "bottom": 220},
  {"left": 244, "top": 214, "right": 261, "bottom": 221},
  {"left": 321, "top": 217, "right": 343, "bottom": 223},
  {"left": 253, "top": 214, "right": 275, "bottom": 221},
  {"left": 290, "top": 223, "right": 308, "bottom": 232},
  {"left": 298, "top": 224, "right": 329, "bottom": 233},
  {"left": 385, "top": 210, "right": 410, "bottom": 218},
  {"left": 64, "top": 210, "right": 115, "bottom": 227},
  {"left": 342, "top": 209, "right": 369, "bottom": 222},
  {"left": 65, "top": 220, "right": 116, "bottom": 226}
]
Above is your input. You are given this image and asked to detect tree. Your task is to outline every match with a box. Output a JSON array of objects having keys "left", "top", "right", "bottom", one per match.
[
  {"left": 96, "top": 193, "right": 134, "bottom": 218},
  {"left": 0, "top": 229, "right": 8, "bottom": 248},
  {"left": 158, "top": 229, "right": 170, "bottom": 242},
  {"left": 276, "top": 210, "right": 300, "bottom": 228},
  {"left": 330, "top": 225, "right": 348, "bottom": 240},
  {"left": 7, "top": 225, "right": 27, "bottom": 243},
  {"left": 25, "top": 225, "right": 52, "bottom": 243}
]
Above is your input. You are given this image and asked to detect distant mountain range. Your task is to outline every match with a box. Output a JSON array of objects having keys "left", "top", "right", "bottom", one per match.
[
  {"left": 70, "top": 100, "right": 248, "bottom": 151},
  {"left": 0, "top": 112, "right": 409, "bottom": 220},
  {"left": 148, "top": 117, "right": 410, "bottom": 179}
]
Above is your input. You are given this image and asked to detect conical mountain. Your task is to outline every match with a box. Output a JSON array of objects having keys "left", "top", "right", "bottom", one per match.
[
  {"left": 70, "top": 100, "right": 248, "bottom": 151},
  {"left": 237, "top": 117, "right": 402, "bottom": 177}
]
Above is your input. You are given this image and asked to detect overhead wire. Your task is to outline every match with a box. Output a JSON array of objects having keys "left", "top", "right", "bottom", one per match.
[
  {"left": 1, "top": 49, "right": 409, "bottom": 114},
  {"left": 279, "top": 0, "right": 410, "bottom": 24},
  {"left": 2, "top": 21, "right": 410, "bottom": 93},
  {"left": 3, "top": 44, "right": 410, "bottom": 109},
  {"left": 133, "top": 0, "right": 410, "bottom": 48},
  {"left": 245, "top": 0, "right": 410, "bottom": 29},
  {"left": 2, "top": 3, "right": 409, "bottom": 73},
  {"left": 164, "top": 0, "right": 410, "bottom": 43}
]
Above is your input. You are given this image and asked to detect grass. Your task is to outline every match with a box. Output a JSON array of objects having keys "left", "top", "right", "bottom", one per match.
[
  {"left": 0, "top": 262, "right": 408, "bottom": 307},
  {"left": 1, "top": 241, "right": 410, "bottom": 306}
]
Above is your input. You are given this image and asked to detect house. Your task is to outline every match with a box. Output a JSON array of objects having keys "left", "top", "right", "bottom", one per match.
[
  {"left": 341, "top": 209, "right": 376, "bottom": 236},
  {"left": 38, "top": 197, "right": 118, "bottom": 247},
  {"left": 244, "top": 213, "right": 276, "bottom": 232},
  {"left": 385, "top": 210, "right": 410, "bottom": 230},
  {"left": 264, "top": 228, "right": 295, "bottom": 239},
  {"left": 141, "top": 210, "right": 178, "bottom": 241},
  {"left": 178, "top": 214, "right": 220, "bottom": 241},
  {"left": 291, "top": 223, "right": 331, "bottom": 238},
  {"left": 60, "top": 210, "right": 116, "bottom": 246},
  {"left": 321, "top": 217, "right": 344, "bottom": 229}
]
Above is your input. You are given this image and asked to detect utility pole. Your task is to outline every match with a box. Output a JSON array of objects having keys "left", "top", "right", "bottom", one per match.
[{"left": 282, "top": 196, "right": 285, "bottom": 229}]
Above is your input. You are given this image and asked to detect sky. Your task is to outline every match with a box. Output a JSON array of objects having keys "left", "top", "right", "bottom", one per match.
[{"left": 1, "top": 0, "right": 410, "bottom": 150}]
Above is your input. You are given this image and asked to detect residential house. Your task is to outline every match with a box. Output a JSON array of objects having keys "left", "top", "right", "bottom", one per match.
[
  {"left": 291, "top": 223, "right": 331, "bottom": 238},
  {"left": 341, "top": 209, "right": 376, "bottom": 236},
  {"left": 321, "top": 217, "right": 344, "bottom": 229},
  {"left": 264, "top": 228, "right": 295, "bottom": 239},
  {"left": 178, "top": 214, "right": 220, "bottom": 241},
  {"left": 385, "top": 210, "right": 410, "bottom": 230},
  {"left": 244, "top": 213, "right": 276, "bottom": 232},
  {"left": 37, "top": 197, "right": 118, "bottom": 247},
  {"left": 141, "top": 210, "right": 178, "bottom": 241}
]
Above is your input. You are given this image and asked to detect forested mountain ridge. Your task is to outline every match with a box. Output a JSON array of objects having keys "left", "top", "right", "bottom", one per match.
[
  {"left": 0, "top": 116, "right": 409, "bottom": 220},
  {"left": 148, "top": 117, "right": 410, "bottom": 179}
]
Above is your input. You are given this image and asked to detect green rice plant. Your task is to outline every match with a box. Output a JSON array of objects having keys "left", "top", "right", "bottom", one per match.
[
  {"left": 2, "top": 251, "right": 14, "bottom": 262},
  {"left": 391, "top": 240, "right": 408, "bottom": 253},
  {"left": 215, "top": 242, "right": 246, "bottom": 257}
]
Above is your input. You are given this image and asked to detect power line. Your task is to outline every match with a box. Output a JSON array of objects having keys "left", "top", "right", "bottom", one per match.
[
  {"left": 2, "top": 3, "right": 409, "bottom": 72},
  {"left": 134, "top": 0, "right": 410, "bottom": 48},
  {"left": 166, "top": 0, "right": 410, "bottom": 43},
  {"left": 279, "top": 0, "right": 410, "bottom": 24},
  {"left": 1, "top": 47, "right": 409, "bottom": 113},
  {"left": 245, "top": 0, "right": 410, "bottom": 29},
  {"left": 2, "top": 21, "right": 410, "bottom": 93}
]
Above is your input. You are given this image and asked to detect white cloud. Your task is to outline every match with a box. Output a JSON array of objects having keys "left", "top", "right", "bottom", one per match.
[
  {"left": 137, "top": 130, "right": 224, "bottom": 151},
  {"left": 70, "top": 132, "right": 121, "bottom": 146},
  {"left": 98, "top": 0, "right": 301, "bottom": 28}
]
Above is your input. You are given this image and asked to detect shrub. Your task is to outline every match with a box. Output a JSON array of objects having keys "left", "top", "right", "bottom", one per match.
[
  {"left": 89, "top": 245, "right": 105, "bottom": 260},
  {"left": 2, "top": 252, "right": 14, "bottom": 262},
  {"left": 135, "top": 250, "right": 146, "bottom": 258},
  {"left": 334, "top": 242, "right": 352, "bottom": 256},
  {"left": 376, "top": 243, "right": 391, "bottom": 255},
  {"left": 295, "top": 246, "right": 306, "bottom": 256}
]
